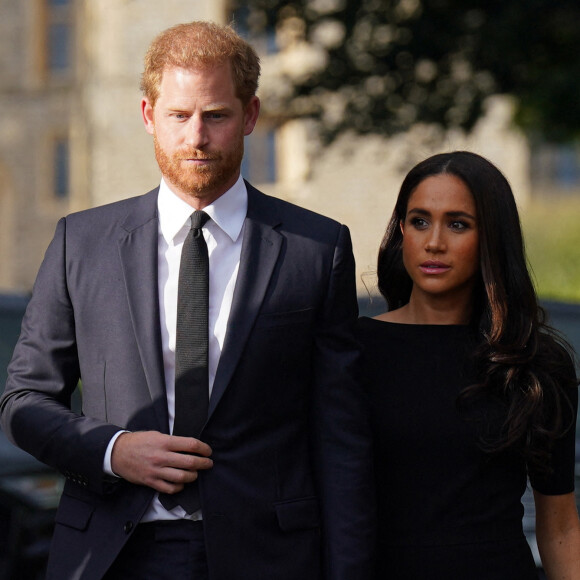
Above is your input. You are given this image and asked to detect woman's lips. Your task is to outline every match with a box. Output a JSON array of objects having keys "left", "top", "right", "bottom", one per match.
[{"left": 419, "top": 260, "right": 451, "bottom": 274}]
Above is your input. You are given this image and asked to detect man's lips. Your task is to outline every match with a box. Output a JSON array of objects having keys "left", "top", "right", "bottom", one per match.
[
  {"left": 419, "top": 260, "right": 450, "bottom": 274},
  {"left": 178, "top": 150, "right": 219, "bottom": 162},
  {"left": 182, "top": 156, "right": 216, "bottom": 162}
]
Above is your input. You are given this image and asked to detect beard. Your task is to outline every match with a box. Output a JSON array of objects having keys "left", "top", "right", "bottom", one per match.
[{"left": 153, "top": 132, "right": 244, "bottom": 200}]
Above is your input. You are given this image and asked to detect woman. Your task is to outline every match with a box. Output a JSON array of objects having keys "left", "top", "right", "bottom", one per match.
[{"left": 359, "top": 151, "right": 580, "bottom": 579}]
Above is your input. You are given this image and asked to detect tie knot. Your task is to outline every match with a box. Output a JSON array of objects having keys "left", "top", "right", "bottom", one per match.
[{"left": 191, "top": 210, "right": 210, "bottom": 233}]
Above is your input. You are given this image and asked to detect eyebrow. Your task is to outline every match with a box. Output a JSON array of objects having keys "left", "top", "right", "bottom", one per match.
[
  {"left": 165, "top": 103, "right": 231, "bottom": 113},
  {"left": 407, "top": 207, "right": 477, "bottom": 220},
  {"left": 202, "top": 104, "right": 231, "bottom": 112}
]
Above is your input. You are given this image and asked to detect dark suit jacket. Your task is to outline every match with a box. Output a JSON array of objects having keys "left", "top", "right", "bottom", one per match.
[{"left": 0, "top": 183, "right": 374, "bottom": 580}]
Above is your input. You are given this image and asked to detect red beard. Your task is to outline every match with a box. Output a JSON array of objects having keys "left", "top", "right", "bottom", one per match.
[{"left": 153, "top": 133, "right": 244, "bottom": 201}]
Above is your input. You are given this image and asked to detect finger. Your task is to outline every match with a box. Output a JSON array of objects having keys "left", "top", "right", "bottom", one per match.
[
  {"left": 168, "top": 436, "right": 213, "bottom": 457},
  {"left": 149, "top": 477, "right": 187, "bottom": 495},
  {"left": 160, "top": 466, "right": 200, "bottom": 485},
  {"left": 166, "top": 453, "right": 214, "bottom": 472},
  {"left": 142, "top": 466, "right": 198, "bottom": 493}
]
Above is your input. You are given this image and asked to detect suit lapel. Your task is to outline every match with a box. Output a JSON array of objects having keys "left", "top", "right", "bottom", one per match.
[
  {"left": 208, "top": 185, "right": 282, "bottom": 417},
  {"left": 117, "top": 189, "right": 169, "bottom": 432}
]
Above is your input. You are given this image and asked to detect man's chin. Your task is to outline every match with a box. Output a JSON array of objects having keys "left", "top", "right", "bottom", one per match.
[{"left": 165, "top": 174, "right": 231, "bottom": 203}]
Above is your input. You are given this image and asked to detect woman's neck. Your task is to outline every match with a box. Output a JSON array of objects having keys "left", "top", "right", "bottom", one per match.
[{"left": 377, "top": 290, "right": 473, "bottom": 325}]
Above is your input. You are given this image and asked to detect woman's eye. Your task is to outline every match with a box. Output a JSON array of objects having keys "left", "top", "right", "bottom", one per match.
[
  {"left": 450, "top": 221, "right": 468, "bottom": 230},
  {"left": 410, "top": 217, "right": 428, "bottom": 229}
]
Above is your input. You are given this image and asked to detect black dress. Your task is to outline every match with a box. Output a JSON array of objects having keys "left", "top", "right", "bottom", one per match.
[{"left": 358, "top": 317, "right": 578, "bottom": 580}]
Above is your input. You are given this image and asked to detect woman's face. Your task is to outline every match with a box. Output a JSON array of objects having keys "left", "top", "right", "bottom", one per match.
[{"left": 401, "top": 173, "right": 480, "bottom": 303}]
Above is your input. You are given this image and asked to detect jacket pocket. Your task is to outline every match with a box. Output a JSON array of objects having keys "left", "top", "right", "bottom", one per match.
[
  {"left": 54, "top": 494, "right": 95, "bottom": 531},
  {"left": 254, "top": 308, "right": 314, "bottom": 329},
  {"left": 274, "top": 496, "right": 320, "bottom": 532}
]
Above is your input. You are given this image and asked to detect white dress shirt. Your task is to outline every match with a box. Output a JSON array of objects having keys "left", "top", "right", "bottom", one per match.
[{"left": 105, "top": 175, "right": 246, "bottom": 522}]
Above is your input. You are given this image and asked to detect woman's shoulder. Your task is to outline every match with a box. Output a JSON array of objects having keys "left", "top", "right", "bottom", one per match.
[
  {"left": 356, "top": 315, "right": 389, "bottom": 338},
  {"left": 356, "top": 316, "right": 403, "bottom": 346},
  {"left": 356, "top": 315, "right": 410, "bottom": 335},
  {"left": 536, "top": 330, "right": 578, "bottom": 387}
]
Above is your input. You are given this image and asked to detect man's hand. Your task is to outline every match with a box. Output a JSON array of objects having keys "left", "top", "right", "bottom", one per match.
[{"left": 111, "top": 431, "right": 213, "bottom": 494}]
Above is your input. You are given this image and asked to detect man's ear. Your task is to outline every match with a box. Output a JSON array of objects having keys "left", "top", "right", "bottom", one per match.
[
  {"left": 243, "top": 96, "right": 261, "bottom": 136},
  {"left": 141, "top": 98, "right": 155, "bottom": 135}
]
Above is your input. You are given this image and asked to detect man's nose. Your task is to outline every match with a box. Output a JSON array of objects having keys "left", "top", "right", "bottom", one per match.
[{"left": 185, "top": 116, "right": 209, "bottom": 149}]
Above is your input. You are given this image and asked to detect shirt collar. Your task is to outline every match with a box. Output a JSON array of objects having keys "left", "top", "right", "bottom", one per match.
[{"left": 157, "top": 175, "right": 248, "bottom": 244}]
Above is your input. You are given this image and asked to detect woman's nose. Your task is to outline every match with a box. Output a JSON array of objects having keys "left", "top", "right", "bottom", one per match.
[{"left": 425, "top": 227, "right": 446, "bottom": 252}]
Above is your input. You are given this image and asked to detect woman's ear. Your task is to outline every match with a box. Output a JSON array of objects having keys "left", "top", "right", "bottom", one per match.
[{"left": 399, "top": 219, "right": 405, "bottom": 236}]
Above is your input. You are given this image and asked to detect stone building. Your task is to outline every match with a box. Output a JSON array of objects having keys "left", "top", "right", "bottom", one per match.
[
  {"left": 0, "top": 0, "right": 228, "bottom": 291},
  {"left": 0, "top": 0, "right": 532, "bottom": 297}
]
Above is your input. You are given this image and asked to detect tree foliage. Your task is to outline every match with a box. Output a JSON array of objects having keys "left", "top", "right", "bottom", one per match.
[{"left": 232, "top": 0, "right": 580, "bottom": 143}]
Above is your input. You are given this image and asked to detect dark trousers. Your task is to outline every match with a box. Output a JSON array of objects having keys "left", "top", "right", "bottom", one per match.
[{"left": 103, "top": 520, "right": 208, "bottom": 580}]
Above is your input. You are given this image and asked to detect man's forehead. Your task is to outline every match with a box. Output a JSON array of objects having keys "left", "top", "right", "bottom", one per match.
[
  {"left": 155, "top": 64, "right": 239, "bottom": 105},
  {"left": 160, "top": 61, "right": 232, "bottom": 80}
]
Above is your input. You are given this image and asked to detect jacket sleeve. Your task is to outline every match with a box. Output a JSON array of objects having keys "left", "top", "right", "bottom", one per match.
[
  {"left": 0, "top": 217, "right": 121, "bottom": 494},
  {"left": 311, "top": 224, "right": 376, "bottom": 580}
]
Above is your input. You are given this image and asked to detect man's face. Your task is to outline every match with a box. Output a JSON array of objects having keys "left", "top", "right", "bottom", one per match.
[{"left": 142, "top": 63, "right": 260, "bottom": 208}]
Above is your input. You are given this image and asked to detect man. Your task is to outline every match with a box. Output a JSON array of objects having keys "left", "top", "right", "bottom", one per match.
[{"left": 0, "top": 21, "right": 374, "bottom": 580}]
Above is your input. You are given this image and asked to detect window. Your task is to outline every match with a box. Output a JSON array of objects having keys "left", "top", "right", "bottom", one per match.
[
  {"left": 242, "top": 126, "right": 277, "bottom": 185},
  {"left": 41, "top": 0, "right": 74, "bottom": 78},
  {"left": 53, "top": 137, "right": 69, "bottom": 199},
  {"left": 234, "top": 7, "right": 278, "bottom": 184},
  {"left": 49, "top": 20, "right": 71, "bottom": 72}
]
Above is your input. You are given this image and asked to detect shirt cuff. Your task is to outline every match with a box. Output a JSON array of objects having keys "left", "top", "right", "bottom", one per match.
[{"left": 103, "top": 430, "right": 129, "bottom": 477}]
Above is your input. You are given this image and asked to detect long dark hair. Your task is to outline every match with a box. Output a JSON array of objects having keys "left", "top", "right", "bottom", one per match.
[{"left": 377, "top": 151, "right": 577, "bottom": 473}]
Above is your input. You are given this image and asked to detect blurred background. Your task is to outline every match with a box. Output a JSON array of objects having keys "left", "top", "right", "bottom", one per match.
[{"left": 0, "top": 0, "right": 578, "bottom": 578}]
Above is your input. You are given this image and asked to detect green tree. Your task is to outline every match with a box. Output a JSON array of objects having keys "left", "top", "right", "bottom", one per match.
[{"left": 233, "top": 0, "right": 580, "bottom": 142}]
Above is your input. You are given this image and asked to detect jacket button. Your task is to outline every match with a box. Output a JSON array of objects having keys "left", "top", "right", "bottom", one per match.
[{"left": 123, "top": 521, "right": 134, "bottom": 534}]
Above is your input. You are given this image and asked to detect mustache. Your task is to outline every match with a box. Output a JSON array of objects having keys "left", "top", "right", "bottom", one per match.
[{"left": 176, "top": 149, "right": 221, "bottom": 161}]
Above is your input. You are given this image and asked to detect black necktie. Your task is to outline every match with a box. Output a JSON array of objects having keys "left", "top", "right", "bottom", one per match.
[{"left": 160, "top": 210, "right": 210, "bottom": 514}]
